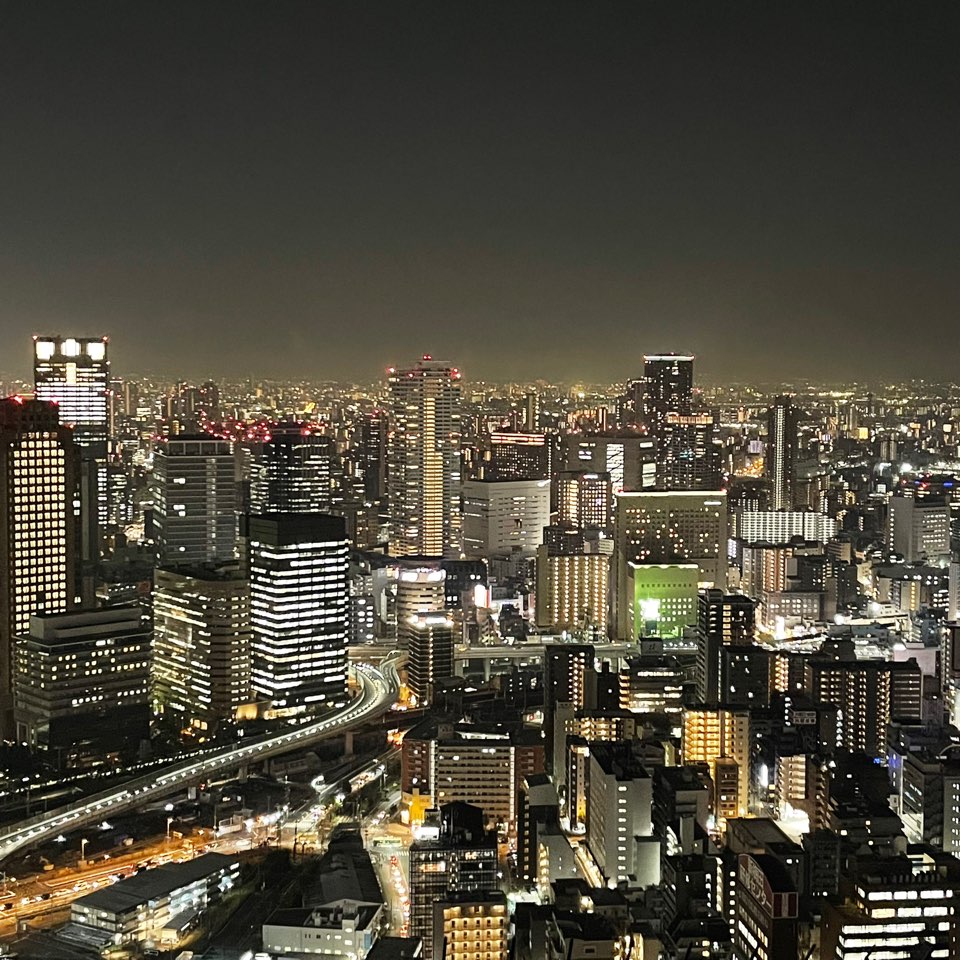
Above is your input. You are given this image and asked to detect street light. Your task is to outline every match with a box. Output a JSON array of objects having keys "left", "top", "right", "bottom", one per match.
[
  {"left": 80, "top": 838, "right": 88, "bottom": 863},
  {"left": 166, "top": 817, "right": 174, "bottom": 842}
]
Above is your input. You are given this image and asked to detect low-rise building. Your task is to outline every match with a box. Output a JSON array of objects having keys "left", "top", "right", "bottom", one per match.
[{"left": 70, "top": 853, "right": 239, "bottom": 946}]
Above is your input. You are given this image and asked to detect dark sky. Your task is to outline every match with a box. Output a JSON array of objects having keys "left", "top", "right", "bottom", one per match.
[{"left": 2, "top": 2, "right": 959, "bottom": 383}]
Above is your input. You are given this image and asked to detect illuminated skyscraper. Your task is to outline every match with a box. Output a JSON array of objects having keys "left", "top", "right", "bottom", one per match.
[
  {"left": 250, "top": 422, "right": 333, "bottom": 514},
  {"left": 640, "top": 353, "right": 694, "bottom": 435},
  {"left": 33, "top": 336, "right": 110, "bottom": 445},
  {"left": 152, "top": 565, "right": 252, "bottom": 733},
  {"left": 387, "top": 357, "right": 462, "bottom": 557},
  {"left": 696, "top": 589, "right": 756, "bottom": 703},
  {"left": 33, "top": 335, "right": 111, "bottom": 555},
  {"left": 248, "top": 513, "right": 348, "bottom": 714},
  {"left": 659, "top": 412, "right": 723, "bottom": 490},
  {"left": 394, "top": 562, "right": 453, "bottom": 704},
  {"left": 359, "top": 409, "right": 388, "bottom": 503},
  {"left": 151, "top": 436, "right": 237, "bottom": 566},
  {"left": 765, "top": 396, "right": 799, "bottom": 511},
  {"left": 0, "top": 398, "right": 81, "bottom": 730}
]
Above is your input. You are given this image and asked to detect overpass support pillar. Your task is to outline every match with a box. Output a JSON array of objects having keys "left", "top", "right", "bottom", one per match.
[
  {"left": 237, "top": 763, "right": 248, "bottom": 783},
  {"left": 344, "top": 730, "right": 355, "bottom": 756}
]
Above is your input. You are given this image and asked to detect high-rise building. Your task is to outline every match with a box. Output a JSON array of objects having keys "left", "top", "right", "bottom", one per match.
[
  {"left": 250, "top": 423, "right": 333, "bottom": 514},
  {"left": 387, "top": 357, "right": 462, "bottom": 557},
  {"left": 802, "top": 655, "right": 923, "bottom": 755},
  {"left": 696, "top": 590, "right": 756, "bottom": 703},
  {"left": 14, "top": 607, "right": 150, "bottom": 764},
  {"left": 732, "top": 853, "right": 798, "bottom": 960},
  {"left": 733, "top": 510, "right": 837, "bottom": 544},
  {"left": 612, "top": 490, "right": 727, "bottom": 639},
  {"left": 681, "top": 706, "right": 751, "bottom": 821},
  {"left": 640, "top": 354, "right": 694, "bottom": 435},
  {"left": 659, "top": 413, "right": 722, "bottom": 490},
  {"left": 586, "top": 742, "right": 655, "bottom": 885},
  {"left": 820, "top": 847, "right": 960, "bottom": 960},
  {"left": 33, "top": 336, "right": 110, "bottom": 445},
  {"left": 359, "top": 409, "right": 388, "bottom": 503},
  {"left": 151, "top": 436, "right": 237, "bottom": 566},
  {"left": 393, "top": 562, "right": 454, "bottom": 704},
  {"left": 407, "top": 613, "right": 454, "bottom": 706},
  {"left": 247, "top": 513, "right": 348, "bottom": 715},
  {"left": 474, "top": 431, "right": 551, "bottom": 481},
  {"left": 0, "top": 397, "right": 81, "bottom": 729},
  {"left": 556, "top": 471, "right": 612, "bottom": 529},
  {"left": 33, "top": 335, "right": 111, "bottom": 553},
  {"left": 765, "top": 396, "right": 799, "bottom": 511},
  {"left": 535, "top": 545, "right": 609, "bottom": 633},
  {"left": 433, "top": 892, "right": 508, "bottom": 960},
  {"left": 561, "top": 433, "right": 657, "bottom": 493},
  {"left": 152, "top": 566, "right": 252, "bottom": 733},
  {"left": 409, "top": 802, "right": 498, "bottom": 960},
  {"left": 887, "top": 493, "right": 951, "bottom": 563},
  {"left": 461, "top": 478, "right": 550, "bottom": 558},
  {"left": 543, "top": 643, "right": 595, "bottom": 769}
]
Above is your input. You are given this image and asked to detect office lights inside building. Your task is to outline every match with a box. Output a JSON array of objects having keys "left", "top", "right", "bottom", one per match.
[{"left": 248, "top": 513, "right": 349, "bottom": 716}]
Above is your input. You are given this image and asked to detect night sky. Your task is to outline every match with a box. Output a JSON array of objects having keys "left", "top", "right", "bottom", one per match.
[{"left": 2, "top": 2, "right": 959, "bottom": 383}]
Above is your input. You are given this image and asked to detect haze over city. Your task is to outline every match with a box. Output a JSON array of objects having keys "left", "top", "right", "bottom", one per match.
[{"left": 3, "top": 3, "right": 960, "bottom": 381}]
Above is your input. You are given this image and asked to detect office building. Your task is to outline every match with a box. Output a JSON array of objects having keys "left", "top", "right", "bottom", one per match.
[
  {"left": 33, "top": 336, "right": 111, "bottom": 444},
  {"left": 151, "top": 436, "right": 237, "bottom": 566},
  {"left": 409, "top": 803, "right": 498, "bottom": 960},
  {"left": 556, "top": 471, "right": 612, "bottom": 529},
  {"left": 628, "top": 562, "right": 700, "bottom": 640},
  {"left": 461, "top": 478, "right": 550, "bottom": 558},
  {"left": 639, "top": 354, "right": 694, "bottom": 434},
  {"left": 360, "top": 408, "right": 389, "bottom": 503},
  {"left": 659, "top": 412, "right": 723, "bottom": 491},
  {"left": 613, "top": 490, "right": 727, "bottom": 639},
  {"left": 586, "top": 742, "right": 655, "bottom": 885},
  {"left": 535, "top": 546, "right": 609, "bottom": 633},
  {"left": 152, "top": 566, "right": 252, "bottom": 733},
  {"left": 820, "top": 847, "right": 960, "bottom": 960},
  {"left": 250, "top": 422, "right": 333, "bottom": 513},
  {"left": 433, "top": 892, "right": 508, "bottom": 960},
  {"left": 14, "top": 607, "right": 150, "bottom": 763},
  {"left": 33, "top": 335, "right": 111, "bottom": 542},
  {"left": 248, "top": 513, "right": 348, "bottom": 715},
  {"left": 387, "top": 357, "right": 462, "bottom": 557},
  {"left": 696, "top": 590, "right": 756, "bottom": 703},
  {"left": 887, "top": 494, "right": 951, "bottom": 563},
  {"left": 474, "top": 431, "right": 551, "bottom": 481},
  {"left": 561, "top": 432, "right": 657, "bottom": 493},
  {"left": 732, "top": 854, "right": 798, "bottom": 960},
  {"left": 0, "top": 397, "right": 81, "bottom": 729},
  {"left": 620, "top": 642, "right": 685, "bottom": 715},
  {"left": 765, "top": 397, "right": 799, "bottom": 511}
]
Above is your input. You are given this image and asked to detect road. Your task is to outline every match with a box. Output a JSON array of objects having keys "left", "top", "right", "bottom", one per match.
[{"left": 0, "top": 659, "right": 400, "bottom": 864}]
